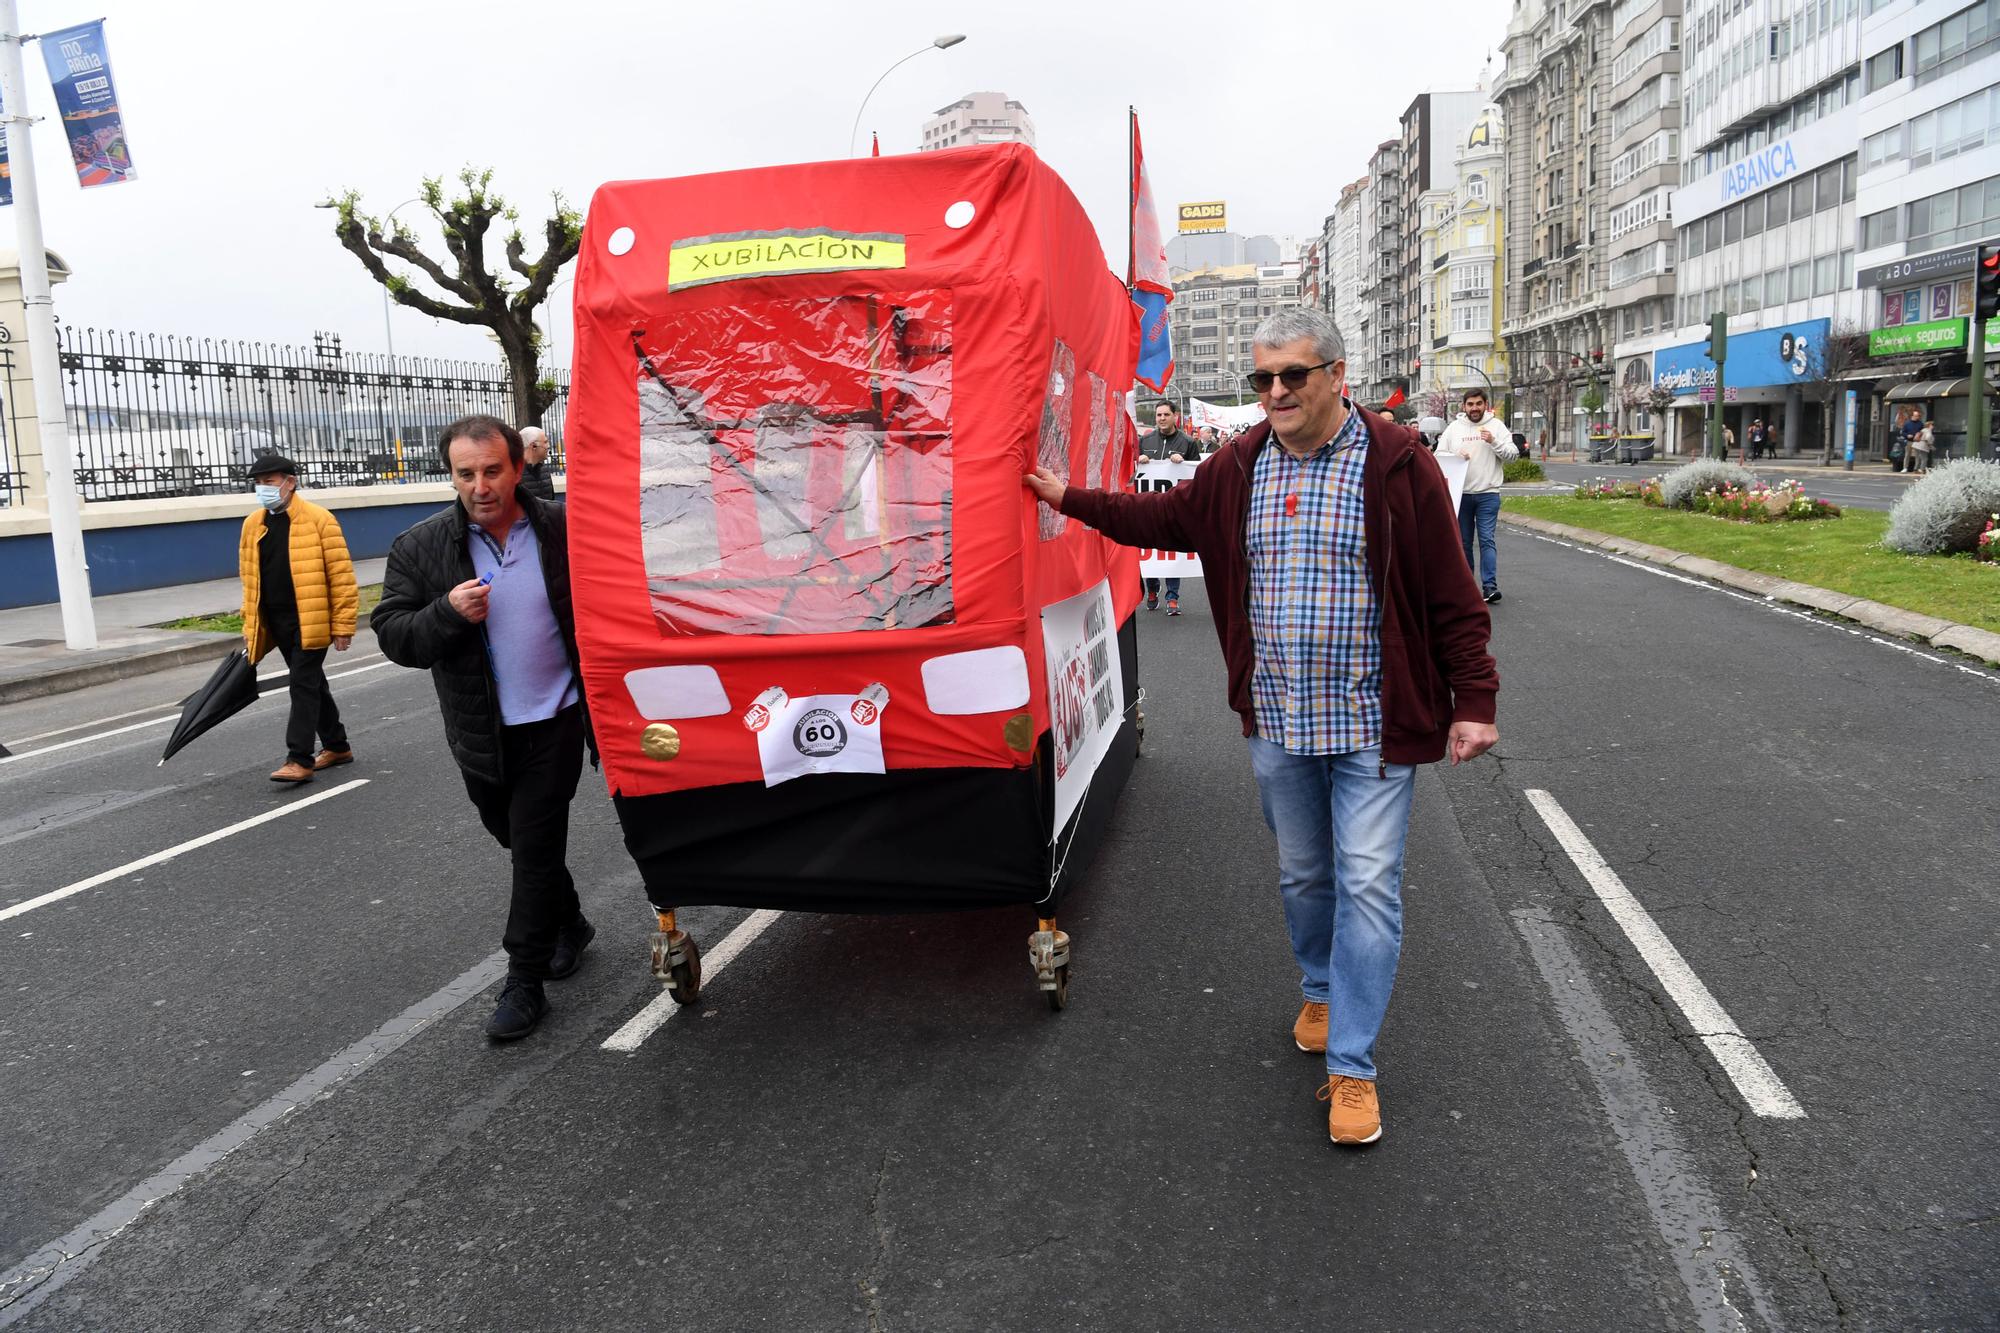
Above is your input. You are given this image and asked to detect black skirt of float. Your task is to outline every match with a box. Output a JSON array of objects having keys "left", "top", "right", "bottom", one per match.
[{"left": 613, "top": 613, "right": 1140, "bottom": 915}]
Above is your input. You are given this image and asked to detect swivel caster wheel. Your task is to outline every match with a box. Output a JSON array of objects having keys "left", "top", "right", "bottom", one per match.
[
  {"left": 1029, "top": 918, "right": 1071, "bottom": 1012},
  {"left": 1045, "top": 962, "right": 1070, "bottom": 1011},
  {"left": 667, "top": 935, "right": 703, "bottom": 1006},
  {"left": 650, "top": 910, "right": 702, "bottom": 1006}
]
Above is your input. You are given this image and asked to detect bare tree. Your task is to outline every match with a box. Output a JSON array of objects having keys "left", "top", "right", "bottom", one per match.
[
  {"left": 326, "top": 168, "right": 581, "bottom": 425},
  {"left": 1801, "top": 320, "right": 1868, "bottom": 466}
]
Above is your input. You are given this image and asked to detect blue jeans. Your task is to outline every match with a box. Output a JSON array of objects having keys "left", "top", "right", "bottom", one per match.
[
  {"left": 1459, "top": 491, "right": 1500, "bottom": 592},
  {"left": 1144, "top": 577, "right": 1182, "bottom": 598},
  {"left": 1247, "top": 738, "right": 1417, "bottom": 1080}
]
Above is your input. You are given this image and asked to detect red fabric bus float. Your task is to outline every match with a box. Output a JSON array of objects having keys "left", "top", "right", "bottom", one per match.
[{"left": 565, "top": 144, "right": 1143, "bottom": 1008}]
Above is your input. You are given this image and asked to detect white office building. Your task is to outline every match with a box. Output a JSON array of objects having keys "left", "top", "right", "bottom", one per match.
[
  {"left": 1851, "top": 0, "right": 2000, "bottom": 459},
  {"left": 1643, "top": 0, "right": 1870, "bottom": 457}
]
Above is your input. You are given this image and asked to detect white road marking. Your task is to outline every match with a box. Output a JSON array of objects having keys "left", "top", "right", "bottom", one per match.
[
  {"left": 0, "top": 779, "right": 371, "bottom": 924},
  {"left": 1519, "top": 530, "right": 2000, "bottom": 687},
  {"left": 0, "top": 661, "right": 398, "bottom": 767},
  {"left": 601, "top": 909, "right": 784, "bottom": 1053},
  {"left": 1524, "top": 789, "right": 1806, "bottom": 1120},
  {"left": 0, "top": 946, "right": 506, "bottom": 1325}
]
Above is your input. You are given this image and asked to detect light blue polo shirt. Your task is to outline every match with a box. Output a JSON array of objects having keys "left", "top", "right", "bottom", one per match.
[{"left": 467, "top": 517, "right": 578, "bottom": 725}]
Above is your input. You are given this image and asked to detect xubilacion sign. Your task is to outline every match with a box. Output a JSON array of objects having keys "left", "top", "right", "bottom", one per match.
[
  {"left": 40, "top": 21, "right": 135, "bottom": 189},
  {"left": 1177, "top": 201, "right": 1227, "bottom": 234},
  {"left": 666, "top": 229, "right": 906, "bottom": 291}
]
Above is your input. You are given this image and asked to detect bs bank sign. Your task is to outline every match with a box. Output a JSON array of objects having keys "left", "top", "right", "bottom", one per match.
[
  {"left": 1654, "top": 319, "right": 1830, "bottom": 395},
  {"left": 1670, "top": 113, "right": 1856, "bottom": 225}
]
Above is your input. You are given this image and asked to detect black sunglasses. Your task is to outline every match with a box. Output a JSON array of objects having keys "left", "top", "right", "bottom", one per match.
[{"left": 1244, "top": 359, "right": 1337, "bottom": 394}]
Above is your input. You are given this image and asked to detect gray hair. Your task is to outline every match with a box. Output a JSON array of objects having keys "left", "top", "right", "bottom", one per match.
[
  {"left": 1253, "top": 308, "right": 1345, "bottom": 365},
  {"left": 519, "top": 426, "right": 549, "bottom": 446}
]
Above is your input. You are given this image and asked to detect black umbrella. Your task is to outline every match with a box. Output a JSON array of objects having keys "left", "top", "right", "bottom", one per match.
[{"left": 159, "top": 648, "right": 261, "bottom": 765}]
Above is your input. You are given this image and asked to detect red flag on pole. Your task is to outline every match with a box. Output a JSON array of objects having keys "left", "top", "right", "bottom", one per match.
[
  {"left": 1383, "top": 386, "right": 1407, "bottom": 410},
  {"left": 871, "top": 131, "right": 880, "bottom": 158}
]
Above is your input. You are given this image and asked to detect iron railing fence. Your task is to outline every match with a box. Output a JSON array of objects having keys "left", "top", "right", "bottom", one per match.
[
  {"left": 0, "top": 345, "right": 27, "bottom": 507},
  {"left": 47, "top": 326, "right": 569, "bottom": 502}
]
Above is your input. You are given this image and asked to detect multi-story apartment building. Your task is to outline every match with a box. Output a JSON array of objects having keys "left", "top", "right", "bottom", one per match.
[
  {"left": 1393, "top": 92, "right": 1487, "bottom": 395},
  {"left": 1852, "top": 0, "right": 2000, "bottom": 460},
  {"left": 919, "top": 92, "right": 1035, "bottom": 152},
  {"left": 1496, "top": 0, "right": 1617, "bottom": 450},
  {"left": 1331, "top": 176, "right": 1373, "bottom": 393},
  {"left": 1644, "top": 0, "right": 1868, "bottom": 456},
  {"left": 1159, "top": 263, "right": 1305, "bottom": 404},
  {"left": 1602, "top": 0, "right": 1686, "bottom": 442},
  {"left": 1362, "top": 139, "right": 1404, "bottom": 401},
  {"left": 1423, "top": 105, "right": 1509, "bottom": 403}
]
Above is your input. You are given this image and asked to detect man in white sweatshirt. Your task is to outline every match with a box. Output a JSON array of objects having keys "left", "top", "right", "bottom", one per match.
[{"left": 1434, "top": 388, "right": 1511, "bottom": 604}]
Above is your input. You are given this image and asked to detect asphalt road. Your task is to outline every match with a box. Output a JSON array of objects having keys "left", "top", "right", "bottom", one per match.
[
  {"left": 1532, "top": 459, "right": 1917, "bottom": 513},
  {"left": 1, "top": 539, "right": 1995, "bottom": 1331}
]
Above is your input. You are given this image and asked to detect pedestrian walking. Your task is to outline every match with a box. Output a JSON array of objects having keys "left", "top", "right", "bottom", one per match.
[
  {"left": 1137, "top": 402, "right": 1202, "bottom": 615},
  {"left": 238, "top": 454, "right": 357, "bottom": 784},
  {"left": 1436, "top": 388, "right": 1511, "bottom": 604},
  {"left": 1747, "top": 418, "right": 1767, "bottom": 462},
  {"left": 1024, "top": 309, "right": 1499, "bottom": 1145},
  {"left": 1723, "top": 422, "right": 1737, "bottom": 460},
  {"left": 372, "top": 415, "right": 596, "bottom": 1042},
  {"left": 519, "top": 426, "right": 558, "bottom": 502}
]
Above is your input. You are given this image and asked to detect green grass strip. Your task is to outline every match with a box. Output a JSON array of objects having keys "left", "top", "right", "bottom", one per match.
[
  {"left": 163, "top": 584, "right": 384, "bottom": 634},
  {"left": 1503, "top": 498, "right": 2000, "bottom": 633}
]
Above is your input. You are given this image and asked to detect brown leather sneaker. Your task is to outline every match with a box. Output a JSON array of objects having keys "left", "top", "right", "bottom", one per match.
[
  {"left": 312, "top": 748, "right": 355, "bottom": 771},
  {"left": 1293, "top": 1001, "right": 1328, "bottom": 1053},
  {"left": 269, "top": 761, "right": 315, "bottom": 784},
  {"left": 1318, "top": 1075, "right": 1382, "bottom": 1145}
]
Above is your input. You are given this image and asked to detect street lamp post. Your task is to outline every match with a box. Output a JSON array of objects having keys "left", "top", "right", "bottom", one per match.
[{"left": 847, "top": 34, "right": 966, "bottom": 158}]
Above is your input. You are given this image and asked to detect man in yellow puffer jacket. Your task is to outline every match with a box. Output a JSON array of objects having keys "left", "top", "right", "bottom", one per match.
[{"left": 239, "top": 454, "right": 359, "bottom": 783}]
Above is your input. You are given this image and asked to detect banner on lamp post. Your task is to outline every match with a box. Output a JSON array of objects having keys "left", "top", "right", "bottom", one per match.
[
  {"left": 40, "top": 21, "right": 134, "bottom": 189},
  {"left": 0, "top": 88, "right": 12, "bottom": 207}
]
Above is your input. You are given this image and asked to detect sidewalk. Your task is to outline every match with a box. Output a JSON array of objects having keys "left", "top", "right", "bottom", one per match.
[{"left": 0, "top": 558, "right": 388, "bottom": 704}]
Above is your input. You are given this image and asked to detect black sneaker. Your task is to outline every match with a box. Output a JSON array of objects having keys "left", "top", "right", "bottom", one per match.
[
  {"left": 485, "top": 977, "right": 548, "bottom": 1041},
  {"left": 1146, "top": 593, "right": 1159, "bottom": 611},
  {"left": 549, "top": 916, "right": 596, "bottom": 980},
  {"left": 1483, "top": 587, "right": 1502, "bottom": 604}
]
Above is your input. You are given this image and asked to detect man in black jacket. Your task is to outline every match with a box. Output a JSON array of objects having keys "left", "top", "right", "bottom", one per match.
[
  {"left": 372, "top": 414, "right": 595, "bottom": 1041},
  {"left": 1136, "top": 402, "right": 1202, "bottom": 614}
]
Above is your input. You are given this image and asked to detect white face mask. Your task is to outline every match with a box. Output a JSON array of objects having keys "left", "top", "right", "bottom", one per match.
[{"left": 255, "top": 484, "right": 286, "bottom": 510}]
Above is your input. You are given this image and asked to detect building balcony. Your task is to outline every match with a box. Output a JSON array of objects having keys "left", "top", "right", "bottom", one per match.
[{"left": 1523, "top": 257, "right": 1546, "bottom": 277}]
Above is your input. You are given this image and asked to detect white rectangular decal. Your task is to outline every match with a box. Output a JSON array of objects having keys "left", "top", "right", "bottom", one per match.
[
  {"left": 751, "top": 690, "right": 887, "bottom": 788},
  {"left": 1040, "top": 579, "right": 1123, "bottom": 832},
  {"left": 1134, "top": 459, "right": 1203, "bottom": 579}
]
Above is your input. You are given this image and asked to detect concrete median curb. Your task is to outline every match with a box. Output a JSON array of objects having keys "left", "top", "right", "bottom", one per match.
[
  {"left": 0, "top": 635, "right": 239, "bottom": 706},
  {"left": 1500, "top": 512, "right": 2000, "bottom": 669},
  {"left": 0, "top": 609, "right": 378, "bottom": 706}
]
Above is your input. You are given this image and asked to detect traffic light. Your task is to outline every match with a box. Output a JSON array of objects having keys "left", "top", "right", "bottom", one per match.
[
  {"left": 1704, "top": 313, "right": 1728, "bottom": 365},
  {"left": 1977, "top": 245, "right": 2000, "bottom": 321}
]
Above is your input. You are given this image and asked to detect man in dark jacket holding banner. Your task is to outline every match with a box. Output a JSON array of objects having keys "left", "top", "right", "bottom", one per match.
[
  {"left": 1027, "top": 309, "right": 1498, "bottom": 1145},
  {"left": 372, "top": 414, "right": 595, "bottom": 1042}
]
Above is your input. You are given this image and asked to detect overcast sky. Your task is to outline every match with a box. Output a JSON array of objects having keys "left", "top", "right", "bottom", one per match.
[{"left": 23, "top": 0, "right": 1508, "bottom": 367}]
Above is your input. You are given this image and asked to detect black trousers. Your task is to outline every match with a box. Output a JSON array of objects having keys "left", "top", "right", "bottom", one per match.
[
  {"left": 462, "top": 704, "right": 585, "bottom": 981},
  {"left": 274, "top": 630, "right": 347, "bottom": 766}
]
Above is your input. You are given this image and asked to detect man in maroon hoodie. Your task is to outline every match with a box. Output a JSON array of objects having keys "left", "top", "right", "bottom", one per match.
[{"left": 1026, "top": 309, "right": 1498, "bottom": 1145}]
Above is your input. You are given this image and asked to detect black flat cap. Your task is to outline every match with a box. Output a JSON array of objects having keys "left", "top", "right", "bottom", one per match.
[{"left": 248, "top": 454, "right": 298, "bottom": 478}]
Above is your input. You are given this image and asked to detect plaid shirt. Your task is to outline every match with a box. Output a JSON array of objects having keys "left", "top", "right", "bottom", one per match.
[{"left": 1245, "top": 404, "right": 1383, "bottom": 756}]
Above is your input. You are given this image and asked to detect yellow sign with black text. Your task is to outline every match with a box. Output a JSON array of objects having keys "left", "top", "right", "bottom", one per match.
[
  {"left": 1177, "top": 201, "right": 1227, "bottom": 234},
  {"left": 667, "top": 229, "right": 907, "bottom": 291}
]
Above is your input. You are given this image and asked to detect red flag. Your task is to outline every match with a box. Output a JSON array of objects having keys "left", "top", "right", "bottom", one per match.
[
  {"left": 1383, "top": 386, "right": 1407, "bottom": 410},
  {"left": 871, "top": 132, "right": 880, "bottom": 158}
]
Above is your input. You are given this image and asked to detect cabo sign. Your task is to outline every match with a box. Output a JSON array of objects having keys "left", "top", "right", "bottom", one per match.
[{"left": 1721, "top": 141, "right": 1800, "bottom": 204}]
